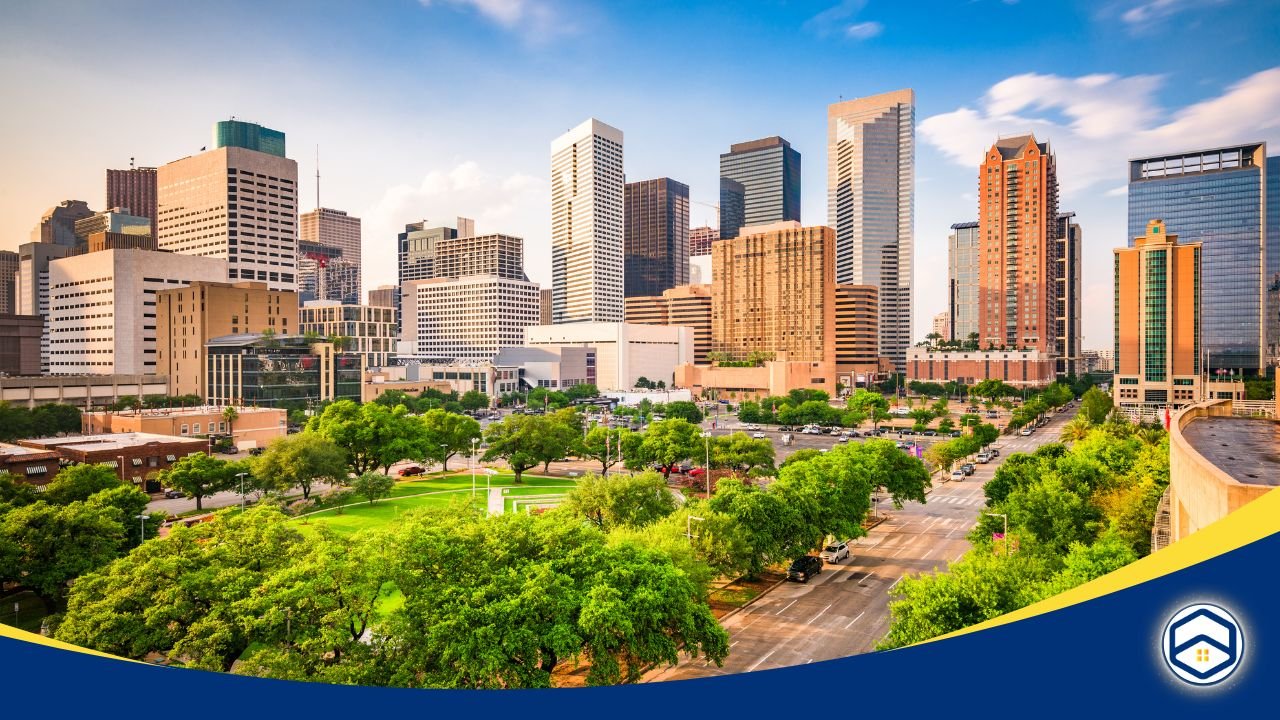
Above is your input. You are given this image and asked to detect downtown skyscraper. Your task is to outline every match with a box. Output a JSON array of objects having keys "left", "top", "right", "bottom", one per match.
[
  {"left": 624, "top": 178, "right": 689, "bottom": 298},
  {"left": 718, "top": 137, "right": 801, "bottom": 240},
  {"left": 827, "top": 89, "right": 915, "bottom": 372},
  {"left": 550, "top": 118, "right": 624, "bottom": 323},
  {"left": 1128, "top": 143, "right": 1277, "bottom": 371}
]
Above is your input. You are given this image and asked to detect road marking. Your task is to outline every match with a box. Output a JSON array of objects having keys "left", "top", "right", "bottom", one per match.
[
  {"left": 921, "top": 547, "right": 935, "bottom": 560},
  {"left": 952, "top": 552, "right": 966, "bottom": 563},
  {"left": 806, "top": 603, "right": 833, "bottom": 625},
  {"left": 730, "top": 641, "right": 739, "bottom": 648},
  {"left": 889, "top": 574, "right": 906, "bottom": 590},
  {"left": 745, "top": 649, "right": 777, "bottom": 672},
  {"left": 775, "top": 599, "right": 798, "bottom": 615},
  {"left": 844, "top": 611, "right": 866, "bottom": 629},
  {"left": 806, "top": 659, "right": 814, "bottom": 664},
  {"left": 891, "top": 546, "right": 908, "bottom": 558},
  {"left": 858, "top": 571, "right": 876, "bottom": 586}
]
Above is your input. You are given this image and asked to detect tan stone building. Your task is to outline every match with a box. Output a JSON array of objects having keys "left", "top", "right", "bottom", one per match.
[
  {"left": 82, "top": 406, "right": 287, "bottom": 449},
  {"left": 1114, "top": 220, "right": 1203, "bottom": 408},
  {"left": 156, "top": 281, "right": 299, "bottom": 399},
  {"left": 625, "top": 284, "right": 712, "bottom": 364}
]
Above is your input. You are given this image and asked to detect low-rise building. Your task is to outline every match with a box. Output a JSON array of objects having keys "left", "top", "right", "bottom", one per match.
[
  {"left": 0, "top": 443, "right": 60, "bottom": 486},
  {"left": 361, "top": 366, "right": 455, "bottom": 403},
  {"left": 676, "top": 358, "right": 840, "bottom": 400},
  {"left": 0, "top": 373, "right": 169, "bottom": 409},
  {"left": 0, "top": 314, "right": 43, "bottom": 375},
  {"left": 524, "top": 322, "right": 692, "bottom": 391},
  {"left": 205, "top": 335, "right": 362, "bottom": 408},
  {"left": 298, "top": 300, "right": 397, "bottom": 368},
  {"left": 906, "top": 348, "right": 1057, "bottom": 387},
  {"left": 17, "top": 432, "right": 208, "bottom": 492},
  {"left": 625, "top": 284, "right": 712, "bottom": 364},
  {"left": 81, "top": 406, "right": 287, "bottom": 450}
]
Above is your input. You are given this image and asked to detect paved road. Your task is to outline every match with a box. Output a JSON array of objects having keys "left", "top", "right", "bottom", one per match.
[{"left": 648, "top": 408, "right": 1071, "bottom": 681}]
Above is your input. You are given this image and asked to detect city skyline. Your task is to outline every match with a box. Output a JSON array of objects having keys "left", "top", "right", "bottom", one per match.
[{"left": 3, "top": 1, "right": 1280, "bottom": 350}]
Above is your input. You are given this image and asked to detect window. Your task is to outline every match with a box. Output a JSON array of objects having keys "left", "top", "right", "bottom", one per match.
[
  {"left": 193, "top": 423, "right": 201, "bottom": 434},
  {"left": 131, "top": 458, "right": 144, "bottom": 467},
  {"left": 180, "top": 424, "right": 189, "bottom": 435}
]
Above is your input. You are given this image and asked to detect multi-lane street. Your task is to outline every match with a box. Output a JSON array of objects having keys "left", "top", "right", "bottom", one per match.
[{"left": 648, "top": 408, "right": 1071, "bottom": 681}]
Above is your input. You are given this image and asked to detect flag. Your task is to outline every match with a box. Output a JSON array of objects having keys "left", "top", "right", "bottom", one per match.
[{"left": 992, "top": 532, "right": 1005, "bottom": 540}]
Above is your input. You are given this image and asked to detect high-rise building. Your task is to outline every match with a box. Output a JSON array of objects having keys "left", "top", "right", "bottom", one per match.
[
  {"left": 948, "top": 221, "right": 979, "bottom": 345},
  {"left": 0, "top": 314, "right": 43, "bottom": 376},
  {"left": 624, "top": 178, "right": 690, "bottom": 298},
  {"left": 689, "top": 226, "right": 718, "bottom": 257},
  {"left": 0, "top": 250, "right": 18, "bottom": 315},
  {"left": 106, "top": 166, "right": 158, "bottom": 238},
  {"left": 625, "top": 284, "right": 712, "bottom": 364},
  {"left": 299, "top": 300, "right": 397, "bottom": 368},
  {"left": 539, "top": 288, "right": 553, "bottom": 325},
  {"left": 551, "top": 118, "right": 624, "bottom": 324},
  {"left": 73, "top": 209, "right": 152, "bottom": 252},
  {"left": 205, "top": 334, "right": 361, "bottom": 407},
  {"left": 834, "top": 285, "right": 880, "bottom": 370},
  {"left": 827, "top": 89, "right": 915, "bottom": 372},
  {"left": 435, "top": 233, "right": 529, "bottom": 281},
  {"left": 931, "top": 312, "right": 950, "bottom": 342},
  {"left": 977, "top": 134, "right": 1059, "bottom": 354},
  {"left": 48, "top": 249, "right": 226, "bottom": 375},
  {"left": 397, "top": 219, "right": 463, "bottom": 319},
  {"left": 214, "top": 119, "right": 286, "bottom": 157},
  {"left": 1055, "top": 212, "right": 1084, "bottom": 377},
  {"left": 368, "top": 285, "right": 397, "bottom": 309},
  {"left": 403, "top": 275, "right": 540, "bottom": 361},
  {"left": 1114, "top": 220, "right": 1202, "bottom": 407},
  {"left": 300, "top": 208, "right": 362, "bottom": 292},
  {"left": 1128, "top": 144, "right": 1271, "bottom": 371},
  {"left": 156, "top": 280, "right": 298, "bottom": 398},
  {"left": 16, "top": 242, "right": 72, "bottom": 373},
  {"left": 31, "top": 201, "right": 94, "bottom": 247},
  {"left": 718, "top": 137, "right": 801, "bottom": 240},
  {"left": 297, "top": 241, "right": 357, "bottom": 304},
  {"left": 157, "top": 125, "right": 298, "bottom": 292}
]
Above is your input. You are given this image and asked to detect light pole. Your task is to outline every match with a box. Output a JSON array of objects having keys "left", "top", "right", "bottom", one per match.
[
  {"left": 685, "top": 515, "right": 705, "bottom": 543},
  {"left": 236, "top": 471, "right": 248, "bottom": 510},
  {"left": 985, "top": 512, "right": 1009, "bottom": 555},
  {"left": 439, "top": 443, "right": 448, "bottom": 472},
  {"left": 470, "top": 437, "right": 479, "bottom": 498},
  {"left": 701, "top": 431, "right": 711, "bottom": 496},
  {"left": 136, "top": 513, "right": 150, "bottom": 542}
]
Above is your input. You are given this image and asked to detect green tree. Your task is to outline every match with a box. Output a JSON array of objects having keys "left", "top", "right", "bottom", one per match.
[
  {"left": 158, "top": 452, "right": 237, "bottom": 511},
  {"left": 578, "top": 426, "right": 631, "bottom": 475},
  {"left": 634, "top": 419, "right": 703, "bottom": 479},
  {"left": 711, "top": 432, "right": 776, "bottom": 474},
  {"left": 351, "top": 472, "right": 394, "bottom": 504},
  {"left": 1080, "top": 387, "right": 1114, "bottom": 424},
  {"left": 222, "top": 405, "right": 240, "bottom": 439},
  {"left": 780, "top": 448, "right": 823, "bottom": 468},
  {"left": 661, "top": 400, "right": 703, "bottom": 424},
  {"left": 537, "top": 407, "right": 582, "bottom": 473},
  {"left": 29, "top": 403, "right": 81, "bottom": 437},
  {"left": 307, "top": 400, "right": 423, "bottom": 475},
  {"left": 85, "top": 485, "right": 163, "bottom": 548},
  {"left": 560, "top": 471, "right": 677, "bottom": 530},
  {"left": 0, "top": 499, "right": 126, "bottom": 606},
  {"left": 41, "top": 464, "right": 123, "bottom": 505},
  {"left": 706, "top": 477, "right": 803, "bottom": 576},
  {"left": 459, "top": 390, "right": 490, "bottom": 412},
  {"left": 249, "top": 433, "right": 349, "bottom": 500},
  {"left": 0, "top": 471, "right": 40, "bottom": 507},
  {"left": 483, "top": 414, "right": 549, "bottom": 483},
  {"left": 0, "top": 401, "right": 34, "bottom": 441},
  {"left": 420, "top": 408, "right": 482, "bottom": 471}
]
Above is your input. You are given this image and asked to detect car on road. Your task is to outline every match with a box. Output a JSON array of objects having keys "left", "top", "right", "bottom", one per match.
[
  {"left": 819, "top": 541, "right": 850, "bottom": 563},
  {"left": 751, "top": 432, "right": 767, "bottom": 439},
  {"left": 985, "top": 410, "right": 998, "bottom": 418},
  {"left": 1020, "top": 427, "right": 1034, "bottom": 436},
  {"left": 961, "top": 463, "right": 975, "bottom": 476},
  {"left": 948, "top": 430, "right": 962, "bottom": 437},
  {"left": 688, "top": 467, "right": 706, "bottom": 478},
  {"left": 950, "top": 468, "right": 965, "bottom": 481},
  {"left": 923, "top": 430, "right": 937, "bottom": 436},
  {"left": 976, "top": 451, "right": 993, "bottom": 463},
  {"left": 967, "top": 406, "right": 981, "bottom": 413},
  {"left": 398, "top": 465, "right": 425, "bottom": 477},
  {"left": 787, "top": 555, "right": 824, "bottom": 582},
  {"left": 891, "top": 407, "right": 911, "bottom": 416},
  {"left": 248, "top": 447, "right": 265, "bottom": 456},
  {"left": 778, "top": 425, "right": 793, "bottom": 432},
  {"left": 163, "top": 488, "right": 184, "bottom": 499},
  {"left": 745, "top": 423, "right": 761, "bottom": 431},
  {"left": 990, "top": 447, "right": 1001, "bottom": 457}
]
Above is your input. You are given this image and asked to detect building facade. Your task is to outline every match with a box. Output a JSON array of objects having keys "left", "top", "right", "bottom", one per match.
[
  {"left": 834, "top": 285, "right": 880, "bottom": 373},
  {"left": 300, "top": 207, "right": 362, "bottom": 292},
  {"left": 31, "top": 200, "right": 94, "bottom": 247},
  {"left": 434, "top": 233, "right": 529, "bottom": 281},
  {"left": 17, "top": 433, "right": 208, "bottom": 492},
  {"left": 625, "top": 284, "right": 712, "bottom": 364},
  {"left": 0, "top": 374, "right": 169, "bottom": 409},
  {"left": 931, "top": 312, "right": 950, "bottom": 342},
  {"left": 524, "top": 322, "right": 692, "bottom": 391},
  {"left": 0, "top": 314, "right": 42, "bottom": 375},
  {"left": 719, "top": 137, "right": 801, "bottom": 240},
  {"left": 906, "top": 348, "right": 1057, "bottom": 387},
  {"left": 156, "top": 280, "right": 298, "bottom": 399},
  {"left": 298, "top": 300, "right": 397, "bottom": 368},
  {"left": 1055, "top": 212, "right": 1084, "bottom": 377},
  {"left": 47, "top": 249, "right": 226, "bottom": 375},
  {"left": 1128, "top": 143, "right": 1271, "bottom": 372},
  {"left": 368, "top": 285, "right": 396, "bottom": 309},
  {"left": 827, "top": 89, "right": 915, "bottom": 372},
  {"left": 0, "top": 250, "right": 17, "bottom": 315},
  {"left": 214, "top": 119, "right": 286, "bottom": 157},
  {"left": 1114, "top": 220, "right": 1203, "bottom": 408},
  {"left": 539, "top": 287, "right": 553, "bottom": 325},
  {"left": 205, "top": 335, "right": 361, "bottom": 408},
  {"left": 948, "top": 221, "right": 980, "bottom": 344},
  {"left": 73, "top": 209, "right": 151, "bottom": 251},
  {"left": 551, "top": 118, "right": 624, "bottom": 323},
  {"left": 157, "top": 129, "right": 298, "bottom": 292},
  {"left": 404, "top": 275, "right": 540, "bottom": 361},
  {"left": 16, "top": 242, "right": 71, "bottom": 373},
  {"left": 624, "top": 178, "right": 690, "bottom": 298},
  {"left": 82, "top": 406, "right": 287, "bottom": 449},
  {"left": 689, "top": 226, "right": 718, "bottom": 257},
  {"left": 106, "top": 166, "right": 158, "bottom": 239}
]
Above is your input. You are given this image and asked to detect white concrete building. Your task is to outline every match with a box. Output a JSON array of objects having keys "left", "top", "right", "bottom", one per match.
[
  {"left": 47, "top": 249, "right": 226, "bottom": 375},
  {"left": 298, "top": 300, "right": 397, "bottom": 368},
  {"left": 524, "top": 322, "right": 692, "bottom": 391},
  {"left": 157, "top": 143, "right": 299, "bottom": 292},
  {"left": 16, "top": 242, "right": 72, "bottom": 373},
  {"left": 551, "top": 118, "right": 624, "bottom": 324},
  {"left": 404, "top": 274, "right": 541, "bottom": 360}
]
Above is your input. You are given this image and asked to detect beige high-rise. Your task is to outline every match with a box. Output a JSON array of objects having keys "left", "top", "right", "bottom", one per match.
[
  {"left": 551, "top": 118, "right": 624, "bottom": 324},
  {"left": 156, "top": 281, "right": 299, "bottom": 398},
  {"left": 300, "top": 208, "right": 362, "bottom": 290},
  {"left": 625, "top": 284, "right": 712, "bottom": 363},
  {"left": 157, "top": 145, "right": 299, "bottom": 291}
]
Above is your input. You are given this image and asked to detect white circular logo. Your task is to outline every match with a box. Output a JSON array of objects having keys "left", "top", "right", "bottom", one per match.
[{"left": 1161, "top": 603, "right": 1244, "bottom": 686}]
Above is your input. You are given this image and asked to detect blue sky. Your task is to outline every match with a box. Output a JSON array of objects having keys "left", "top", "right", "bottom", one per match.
[{"left": 3, "top": 0, "right": 1279, "bottom": 350}]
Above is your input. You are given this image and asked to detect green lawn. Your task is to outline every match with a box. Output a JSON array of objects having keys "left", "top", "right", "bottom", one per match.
[{"left": 297, "top": 472, "right": 578, "bottom": 534}]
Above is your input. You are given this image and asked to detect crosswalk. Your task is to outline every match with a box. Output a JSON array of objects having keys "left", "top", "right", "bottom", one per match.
[{"left": 928, "top": 494, "right": 984, "bottom": 506}]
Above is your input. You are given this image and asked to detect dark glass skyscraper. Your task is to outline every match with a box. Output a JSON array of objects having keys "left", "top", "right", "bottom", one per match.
[
  {"left": 1128, "top": 143, "right": 1270, "bottom": 372},
  {"left": 718, "top": 137, "right": 800, "bottom": 239},
  {"left": 624, "top": 178, "right": 690, "bottom": 298},
  {"left": 214, "top": 120, "right": 286, "bottom": 158}
]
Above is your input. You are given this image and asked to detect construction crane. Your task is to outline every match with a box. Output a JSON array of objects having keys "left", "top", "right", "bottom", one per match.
[{"left": 690, "top": 199, "right": 720, "bottom": 228}]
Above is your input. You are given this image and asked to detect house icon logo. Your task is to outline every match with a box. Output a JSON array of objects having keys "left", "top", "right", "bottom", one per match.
[{"left": 1161, "top": 603, "right": 1244, "bottom": 686}]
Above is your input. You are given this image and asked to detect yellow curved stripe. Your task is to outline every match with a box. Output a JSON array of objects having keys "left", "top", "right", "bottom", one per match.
[
  {"left": 925, "top": 485, "right": 1280, "bottom": 644},
  {"left": 0, "top": 621, "right": 142, "bottom": 662}
]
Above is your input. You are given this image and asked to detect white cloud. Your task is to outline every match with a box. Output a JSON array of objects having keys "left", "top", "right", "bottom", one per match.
[
  {"left": 361, "top": 162, "right": 549, "bottom": 293},
  {"left": 418, "top": 0, "right": 568, "bottom": 42},
  {"left": 845, "top": 21, "right": 883, "bottom": 40},
  {"left": 1120, "top": 0, "right": 1227, "bottom": 26},
  {"left": 920, "top": 66, "right": 1280, "bottom": 196}
]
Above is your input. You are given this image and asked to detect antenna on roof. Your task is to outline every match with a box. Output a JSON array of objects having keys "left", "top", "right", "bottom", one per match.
[{"left": 315, "top": 144, "right": 321, "bottom": 211}]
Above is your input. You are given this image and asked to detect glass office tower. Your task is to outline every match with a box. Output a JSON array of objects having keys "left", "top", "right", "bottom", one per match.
[
  {"left": 718, "top": 137, "right": 801, "bottom": 239},
  {"left": 214, "top": 120, "right": 286, "bottom": 158},
  {"left": 1128, "top": 144, "right": 1269, "bottom": 372}
]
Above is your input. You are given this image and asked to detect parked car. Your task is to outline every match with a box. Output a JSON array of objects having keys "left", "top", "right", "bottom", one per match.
[
  {"left": 990, "top": 447, "right": 1001, "bottom": 457},
  {"left": 923, "top": 430, "right": 938, "bottom": 437},
  {"left": 163, "top": 489, "right": 184, "bottom": 499},
  {"left": 746, "top": 423, "right": 761, "bottom": 431},
  {"left": 248, "top": 447, "right": 265, "bottom": 456},
  {"left": 892, "top": 407, "right": 911, "bottom": 416},
  {"left": 688, "top": 467, "right": 706, "bottom": 478},
  {"left": 1020, "top": 427, "right": 1034, "bottom": 436},
  {"left": 986, "top": 411, "right": 999, "bottom": 418},
  {"left": 819, "top": 541, "right": 850, "bottom": 563},
  {"left": 779, "top": 425, "right": 794, "bottom": 432},
  {"left": 787, "top": 555, "right": 824, "bottom": 582},
  {"left": 949, "top": 430, "right": 962, "bottom": 437},
  {"left": 967, "top": 406, "right": 981, "bottom": 413},
  {"left": 677, "top": 462, "right": 693, "bottom": 473},
  {"left": 398, "top": 465, "right": 425, "bottom": 477},
  {"left": 976, "top": 452, "right": 993, "bottom": 463},
  {"left": 961, "top": 463, "right": 976, "bottom": 476},
  {"left": 950, "top": 469, "right": 965, "bottom": 481},
  {"left": 751, "top": 432, "right": 767, "bottom": 439}
]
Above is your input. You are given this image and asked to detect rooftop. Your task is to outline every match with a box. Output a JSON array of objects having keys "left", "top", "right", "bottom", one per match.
[
  {"left": 1182, "top": 416, "right": 1280, "bottom": 486},
  {"left": 84, "top": 406, "right": 284, "bottom": 418},
  {"left": 0, "top": 442, "right": 56, "bottom": 457},
  {"left": 20, "top": 432, "right": 202, "bottom": 452}
]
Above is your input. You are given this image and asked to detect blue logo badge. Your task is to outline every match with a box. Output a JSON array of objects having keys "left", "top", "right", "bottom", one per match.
[{"left": 1161, "top": 603, "right": 1244, "bottom": 686}]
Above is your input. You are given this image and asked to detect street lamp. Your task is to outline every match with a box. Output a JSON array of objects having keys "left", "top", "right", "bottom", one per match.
[
  {"left": 985, "top": 512, "right": 1009, "bottom": 555},
  {"left": 470, "top": 437, "right": 480, "bottom": 498},
  {"left": 439, "top": 443, "right": 448, "bottom": 472},
  {"left": 701, "top": 431, "right": 712, "bottom": 496},
  {"left": 685, "top": 515, "right": 705, "bottom": 543},
  {"left": 482, "top": 467, "right": 500, "bottom": 513},
  {"left": 236, "top": 471, "right": 248, "bottom": 510},
  {"left": 135, "top": 513, "right": 150, "bottom": 542}
]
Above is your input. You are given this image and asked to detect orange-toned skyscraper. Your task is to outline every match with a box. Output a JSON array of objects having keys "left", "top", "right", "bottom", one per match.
[{"left": 977, "top": 135, "right": 1059, "bottom": 353}]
